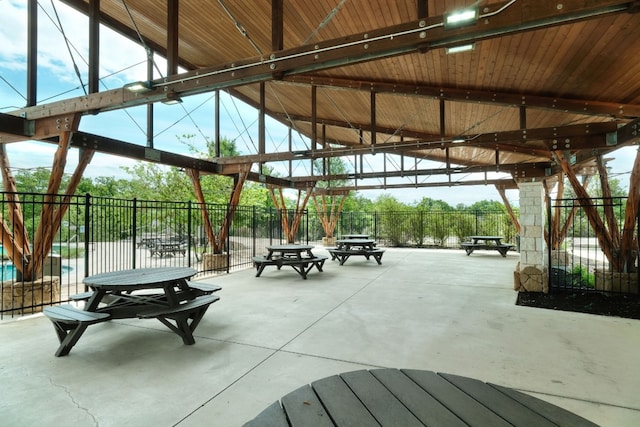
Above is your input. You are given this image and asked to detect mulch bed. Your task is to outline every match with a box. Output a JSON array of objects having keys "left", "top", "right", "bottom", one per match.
[{"left": 517, "top": 291, "right": 640, "bottom": 320}]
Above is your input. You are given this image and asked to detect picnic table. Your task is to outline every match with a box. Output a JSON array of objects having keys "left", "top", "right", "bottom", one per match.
[
  {"left": 461, "top": 235, "right": 515, "bottom": 257},
  {"left": 340, "top": 234, "right": 369, "bottom": 239},
  {"left": 252, "top": 244, "right": 327, "bottom": 279},
  {"left": 245, "top": 368, "right": 598, "bottom": 427},
  {"left": 136, "top": 236, "right": 161, "bottom": 248},
  {"left": 336, "top": 239, "right": 376, "bottom": 250},
  {"left": 328, "top": 239, "right": 385, "bottom": 265},
  {"left": 43, "top": 267, "right": 220, "bottom": 356},
  {"left": 149, "top": 240, "right": 187, "bottom": 257}
]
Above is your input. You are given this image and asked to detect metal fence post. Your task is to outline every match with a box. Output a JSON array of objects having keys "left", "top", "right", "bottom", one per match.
[
  {"left": 374, "top": 212, "right": 378, "bottom": 240},
  {"left": 475, "top": 210, "right": 479, "bottom": 235},
  {"left": 269, "top": 207, "right": 273, "bottom": 245},
  {"left": 546, "top": 195, "right": 552, "bottom": 292},
  {"left": 131, "top": 198, "right": 138, "bottom": 269},
  {"left": 225, "top": 202, "right": 231, "bottom": 273},
  {"left": 83, "top": 193, "right": 91, "bottom": 280},
  {"left": 350, "top": 211, "right": 353, "bottom": 233},
  {"left": 187, "top": 200, "right": 192, "bottom": 268},
  {"left": 305, "top": 209, "right": 309, "bottom": 243},
  {"left": 252, "top": 205, "right": 257, "bottom": 257}
]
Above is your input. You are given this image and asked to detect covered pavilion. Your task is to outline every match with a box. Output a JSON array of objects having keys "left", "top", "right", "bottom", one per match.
[
  {"left": 1, "top": 2, "right": 640, "bottom": 288},
  {"left": 1, "top": 3, "right": 640, "bottom": 425}
]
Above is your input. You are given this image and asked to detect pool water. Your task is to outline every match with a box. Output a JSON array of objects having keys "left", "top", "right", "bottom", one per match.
[
  {"left": 1, "top": 244, "right": 69, "bottom": 257},
  {"left": 1, "top": 264, "right": 73, "bottom": 280}
]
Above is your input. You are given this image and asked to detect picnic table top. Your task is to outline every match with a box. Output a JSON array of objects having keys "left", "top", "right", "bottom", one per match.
[
  {"left": 84, "top": 267, "right": 197, "bottom": 291},
  {"left": 266, "top": 244, "right": 314, "bottom": 251},
  {"left": 246, "top": 368, "right": 598, "bottom": 427}
]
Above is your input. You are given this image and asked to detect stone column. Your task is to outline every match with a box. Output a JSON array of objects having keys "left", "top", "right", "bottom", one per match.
[{"left": 515, "top": 181, "right": 548, "bottom": 292}]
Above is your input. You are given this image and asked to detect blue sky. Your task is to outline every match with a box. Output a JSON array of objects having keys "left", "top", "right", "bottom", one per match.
[{"left": 0, "top": 0, "right": 636, "bottom": 206}]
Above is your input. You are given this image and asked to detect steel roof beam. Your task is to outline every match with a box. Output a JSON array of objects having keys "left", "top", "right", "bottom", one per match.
[{"left": 284, "top": 75, "right": 640, "bottom": 119}]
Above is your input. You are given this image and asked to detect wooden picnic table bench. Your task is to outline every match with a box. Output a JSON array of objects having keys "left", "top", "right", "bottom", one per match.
[
  {"left": 69, "top": 280, "right": 221, "bottom": 302},
  {"left": 252, "top": 255, "right": 328, "bottom": 279},
  {"left": 137, "top": 294, "right": 219, "bottom": 345},
  {"left": 328, "top": 248, "right": 385, "bottom": 265},
  {"left": 185, "top": 281, "right": 222, "bottom": 295},
  {"left": 43, "top": 305, "right": 111, "bottom": 357}
]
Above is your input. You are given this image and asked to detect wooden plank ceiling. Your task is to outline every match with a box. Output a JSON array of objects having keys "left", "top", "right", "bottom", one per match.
[{"left": 4, "top": 0, "right": 640, "bottom": 192}]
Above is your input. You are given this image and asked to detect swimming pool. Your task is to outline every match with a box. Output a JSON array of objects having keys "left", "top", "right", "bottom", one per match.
[
  {"left": 1, "top": 243, "right": 67, "bottom": 253},
  {"left": 0, "top": 263, "right": 73, "bottom": 281}
]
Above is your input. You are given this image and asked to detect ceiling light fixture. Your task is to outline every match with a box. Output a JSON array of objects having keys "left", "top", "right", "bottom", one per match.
[
  {"left": 445, "top": 8, "right": 478, "bottom": 27},
  {"left": 123, "top": 80, "right": 153, "bottom": 93},
  {"left": 446, "top": 44, "right": 475, "bottom": 54},
  {"left": 161, "top": 91, "right": 183, "bottom": 105},
  {"left": 452, "top": 138, "right": 466, "bottom": 143}
]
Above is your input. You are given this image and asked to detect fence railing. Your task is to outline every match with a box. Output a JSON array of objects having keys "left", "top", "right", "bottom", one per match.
[
  {"left": 310, "top": 210, "right": 518, "bottom": 248},
  {"left": 548, "top": 196, "right": 639, "bottom": 295},
  {"left": 1, "top": 194, "right": 284, "bottom": 318},
  {"left": 1, "top": 192, "right": 517, "bottom": 318}
]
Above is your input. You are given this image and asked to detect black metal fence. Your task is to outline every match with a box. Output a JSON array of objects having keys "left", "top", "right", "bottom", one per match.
[
  {"left": 548, "top": 196, "right": 639, "bottom": 295},
  {"left": 310, "top": 210, "right": 518, "bottom": 248},
  {"left": 0, "top": 193, "right": 292, "bottom": 318},
  {"left": 1, "top": 192, "right": 516, "bottom": 318}
]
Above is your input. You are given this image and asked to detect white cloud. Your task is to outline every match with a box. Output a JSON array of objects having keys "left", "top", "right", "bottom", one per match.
[
  {"left": 0, "top": 1, "right": 150, "bottom": 91},
  {"left": 0, "top": 1, "right": 28, "bottom": 70},
  {"left": 3, "top": 140, "right": 137, "bottom": 178}
]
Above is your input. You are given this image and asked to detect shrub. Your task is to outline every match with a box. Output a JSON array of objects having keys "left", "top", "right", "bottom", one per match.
[{"left": 571, "top": 264, "right": 595, "bottom": 288}]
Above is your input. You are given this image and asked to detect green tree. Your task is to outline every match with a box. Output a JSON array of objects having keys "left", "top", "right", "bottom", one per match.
[
  {"left": 451, "top": 212, "right": 475, "bottom": 244},
  {"left": 375, "top": 194, "right": 410, "bottom": 246},
  {"left": 414, "top": 197, "right": 454, "bottom": 211},
  {"left": 467, "top": 200, "right": 505, "bottom": 211},
  {"left": 13, "top": 167, "right": 68, "bottom": 193},
  {"left": 182, "top": 134, "right": 269, "bottom": 206},
  {"left": 76, "top": 176, "right": 128, "bottom": 197},
  {"left": 117, "top": 135, "right": 269, "bottom": 206},
  {"left": 344, "top": 194, "right": 374, "bottom": 212},
  {"left": 309, "top": 157, "right": 352, "bottom": 239},
  {"left": 413, "top": 198, "right": 455, "bottom": 246},
  {"left": 120, "top": 163, "right": 190, "bottom": 201},
  {"left": 426, "top": 211, "right": 450, "bottom": 246},
  {"left": 312, "top": 157, "right": 350, "bottom": 187}
]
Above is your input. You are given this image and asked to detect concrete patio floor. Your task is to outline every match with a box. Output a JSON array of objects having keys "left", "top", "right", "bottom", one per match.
[{"left": 2, "top": 247, "right": 639, "bottom": 426}]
